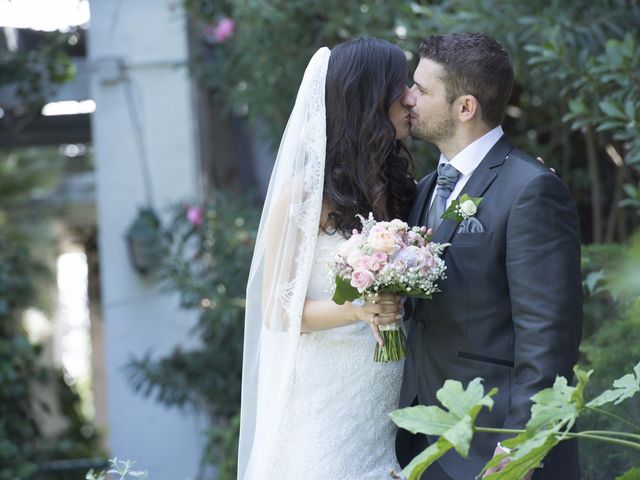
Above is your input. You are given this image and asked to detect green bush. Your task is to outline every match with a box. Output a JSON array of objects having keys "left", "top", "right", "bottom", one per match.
[
  {"left": 0, "top": 334, "right": 40, "bottom": 480},
  {"left": 579, "top": 304, "right": 640, "bottom": 479},
  {"left": 579, "top": 239, "right": 640, "bottom": 479},
  {"left": 126, "top": 193, "right": 259, "bottom": 478},
  {"left": 203, "top": 413, "right": 240, "bottom": 480},
  {"left": 581, "top": 243, "right": 626, "bottom": 340}
]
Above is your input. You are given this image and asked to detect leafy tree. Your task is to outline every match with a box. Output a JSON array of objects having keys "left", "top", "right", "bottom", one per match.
[
  {"left": 0, "top": 149, "right": 60, "bottom": 479},
  {"left": 0, "top": 30, "right": 75, "bottom": 108},
  {"left": 187, "top": 0, "right": 640, "bottom": 242},
  {"left": 0, "top": 149, "right": 101, "bottom": 480}
]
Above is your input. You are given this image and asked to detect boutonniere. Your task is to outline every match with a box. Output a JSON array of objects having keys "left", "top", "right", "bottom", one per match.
[{"left": 441, "top": 194, "right": 483, "bottom": 223}]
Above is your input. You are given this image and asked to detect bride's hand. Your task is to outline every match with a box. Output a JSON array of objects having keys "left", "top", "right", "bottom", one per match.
[
  {"left": 354, "top": 293, "right": 402, "bottom": 346},
  {"left": 537, "top": 156, "right": 555, "bottom": 173}
]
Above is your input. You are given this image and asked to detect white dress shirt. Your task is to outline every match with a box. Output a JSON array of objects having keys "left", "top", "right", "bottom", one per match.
[{"left": 430, "top": 126, "right": 504, "bottom": 209}]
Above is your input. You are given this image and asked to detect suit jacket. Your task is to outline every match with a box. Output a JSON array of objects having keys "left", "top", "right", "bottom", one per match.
[{"left": 395, "top": 135, "right": 583, "bottom": 479}]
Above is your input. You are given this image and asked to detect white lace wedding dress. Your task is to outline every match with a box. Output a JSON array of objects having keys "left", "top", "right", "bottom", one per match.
[
  {"left": 269, "top": 231, "right": 404, "bottom": 479},
  {"left": 238, "top": 48, "right": 403, "bottom": 480}
]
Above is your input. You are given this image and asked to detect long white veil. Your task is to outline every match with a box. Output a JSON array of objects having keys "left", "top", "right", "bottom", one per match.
[{"left": 237, "top": 47, "right": 331, "bottom": 479}]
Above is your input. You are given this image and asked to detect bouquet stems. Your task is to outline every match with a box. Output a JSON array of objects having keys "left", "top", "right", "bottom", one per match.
[{"left": 374, "top": 323, "right": 407, "bottom": 362}]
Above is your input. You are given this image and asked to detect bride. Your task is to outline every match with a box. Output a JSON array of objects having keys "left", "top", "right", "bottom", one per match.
[{"left": 238, "top": 38, "right": 417, "bottom": 479}]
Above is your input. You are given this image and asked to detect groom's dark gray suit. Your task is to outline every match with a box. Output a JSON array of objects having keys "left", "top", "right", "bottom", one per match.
[{"left": 396, "top": 135, "right": 583, "bottom": 479}]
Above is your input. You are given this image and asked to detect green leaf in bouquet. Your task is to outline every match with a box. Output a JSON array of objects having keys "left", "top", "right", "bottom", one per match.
[
  {"left": 588, "top": 361, "right": 640, "bottom": 408},
  {"left": 389, "top": 378, "right": 497, "bottom": 479},
  {"left": 331, "top": 275, "right": 359, "bottom": 305},
  {"left": 616, "top": 467, "right": 640, "bottom": 480},
  {"left": 441, "top": 194, "right": 483, "bottom": 223},
  {"left": 384, "top": 285, "right": 434, "bottom": 300}
]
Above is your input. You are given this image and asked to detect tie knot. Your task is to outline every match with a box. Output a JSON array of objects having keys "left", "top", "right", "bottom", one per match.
[{"left": 436, "top": 163, "right": 460, "bottom": 195}]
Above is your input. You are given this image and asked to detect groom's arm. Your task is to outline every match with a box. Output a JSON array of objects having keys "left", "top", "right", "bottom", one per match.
[{"left": 502, "top": 171, "right": 583, "bottom": 431}]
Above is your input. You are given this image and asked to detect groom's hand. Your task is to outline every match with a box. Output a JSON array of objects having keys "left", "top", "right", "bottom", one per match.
[{"left": 483, "top": 446, "right": 533, "bottom": 479}]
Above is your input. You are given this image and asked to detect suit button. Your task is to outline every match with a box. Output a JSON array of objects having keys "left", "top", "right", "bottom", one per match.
[{"left": 416, "top": 321, "right": 425, "bottom": 331}]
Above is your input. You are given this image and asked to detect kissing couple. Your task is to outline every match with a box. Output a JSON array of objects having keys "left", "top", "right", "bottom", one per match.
[{"left": 238, "top": 33, "right": 582, "bottom": 480}]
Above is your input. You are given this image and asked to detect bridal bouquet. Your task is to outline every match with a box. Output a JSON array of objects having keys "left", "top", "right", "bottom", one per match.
[{"left": 331, "top": 214, "right": 448, "bottom": 362}]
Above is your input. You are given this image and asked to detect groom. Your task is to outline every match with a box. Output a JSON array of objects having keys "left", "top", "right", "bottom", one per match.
[{"left": 396, "top": 33, "right": 583, "bottom": 479}]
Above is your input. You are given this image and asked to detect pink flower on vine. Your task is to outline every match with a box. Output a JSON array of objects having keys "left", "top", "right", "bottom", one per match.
[
  {"left": 186, "top": 206, "right": 203, "bottom": 226},
  {"left": 202, "top": 17, "right": 235, "bottom": 44}
]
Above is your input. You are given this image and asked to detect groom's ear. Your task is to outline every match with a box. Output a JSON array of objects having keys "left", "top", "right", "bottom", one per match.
[{"left": 456, "top": 95, "right": 480, "bottom": 123}]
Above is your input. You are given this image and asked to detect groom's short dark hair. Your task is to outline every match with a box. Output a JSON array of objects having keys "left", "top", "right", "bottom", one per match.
[{"left": 419, "top": 32, "right": 513, "bottom": 127}]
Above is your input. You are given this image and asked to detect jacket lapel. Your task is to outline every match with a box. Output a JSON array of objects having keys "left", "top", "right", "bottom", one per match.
[
  {"left": 409, "top": 171, "right": 437, "bottom": 227},
  {"left": 431, "top": 135, "right": 514, "bottom": 245}
]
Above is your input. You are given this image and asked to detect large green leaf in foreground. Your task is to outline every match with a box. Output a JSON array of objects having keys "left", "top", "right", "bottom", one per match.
[
  {"left": 389, "top": 378, "right": 497, "bottom": 480},
  {"left": 588, "top": 362, "right": 640, "bottom": 407},
  {"left": 616, "top": 467, "right": 640, "bottom": 480},
  {"left": 395, "top": 362, "right": 640, "bottom": 480},
  {"left": 483, "top": 363, "right": 640, "bottom": 479}
]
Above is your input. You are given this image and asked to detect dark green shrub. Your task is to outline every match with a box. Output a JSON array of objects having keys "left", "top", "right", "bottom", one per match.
[
  {"left": 579, "top": 240, "right": 640, "bottom": 479},
  {"left": 126, "top": 193, "right": 259, "bottom": 478}
]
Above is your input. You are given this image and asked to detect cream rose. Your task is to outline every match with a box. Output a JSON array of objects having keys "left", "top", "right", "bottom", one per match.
[
  {"left": 368, "top": 227, "right": 399, "bottom": 253},
  {"left": 389, "top": 219, "right": 409, "bottom": 234},
  {"left": 460, "top": 199, "right": 477, "bottom": 217}
]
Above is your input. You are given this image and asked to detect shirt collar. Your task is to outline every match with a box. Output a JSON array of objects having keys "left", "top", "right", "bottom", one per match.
[{"left": 438, "top": 125, "right": 504, "bottom": 176}]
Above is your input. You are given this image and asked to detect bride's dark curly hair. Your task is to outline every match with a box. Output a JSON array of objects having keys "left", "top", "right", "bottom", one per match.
[{"left": 324, "top": 37, "right": 417, "bottom": 236}]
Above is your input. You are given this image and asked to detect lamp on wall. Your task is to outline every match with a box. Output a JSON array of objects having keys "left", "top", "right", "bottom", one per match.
[
  {"left": 118, "top": 62, "right": 162, "bottom": 275},
  {"left": 125, "top": 207, "right": 161, "bottom": 275}
]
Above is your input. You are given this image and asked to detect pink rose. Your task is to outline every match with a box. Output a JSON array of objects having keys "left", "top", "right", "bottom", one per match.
[
  {"left": 186, "top": 206, "right": 203, "bottom": 226},
  {"left": 357, "top": 255, "right": 376, "bottom": 271},
  {"left": 351, "top": 268, "right": 375, "bottom": 292},
  {"left": 357, "top": 253, "right": 387, "bottom": 272},
  {"left": 373, "top": 251, "right": 388, "bottom": 263},
  {"left": 368, "top": 226, "right": 400, "bottom": 253}
]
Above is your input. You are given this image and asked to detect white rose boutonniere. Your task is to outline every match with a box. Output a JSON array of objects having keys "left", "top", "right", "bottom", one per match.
[
  {"left": 441, "top": 193, "right": 483, "bottom": 223},
  {"left": 459, "top": 199, "right": 477, "bottom": 217}
]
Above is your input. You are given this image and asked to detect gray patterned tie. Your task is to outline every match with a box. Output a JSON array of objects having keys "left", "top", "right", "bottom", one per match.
[{"left": 426, "top": 163, "right": 461, "bottom": 232}]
